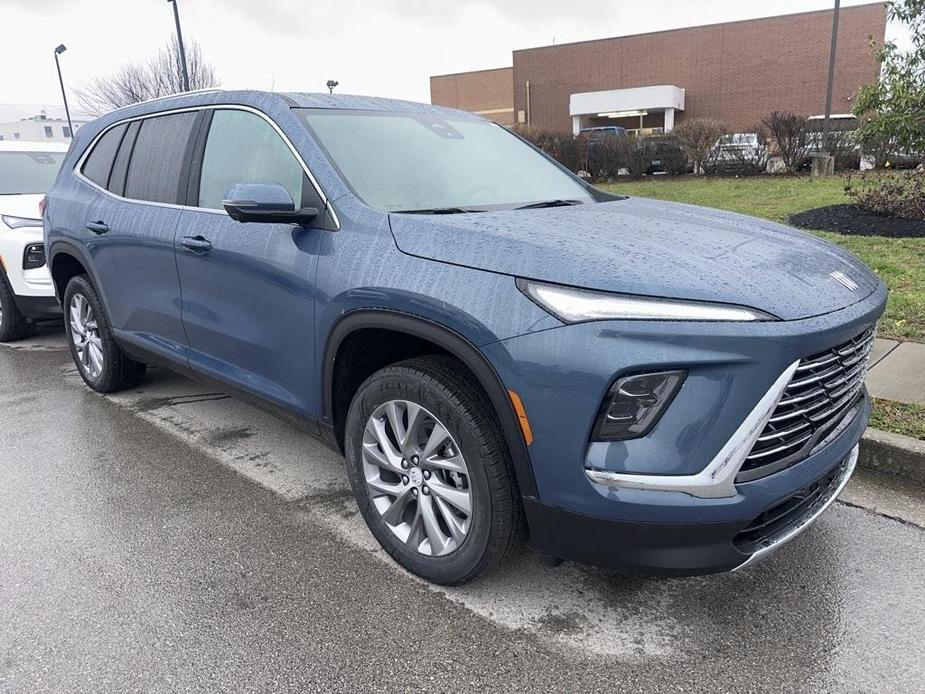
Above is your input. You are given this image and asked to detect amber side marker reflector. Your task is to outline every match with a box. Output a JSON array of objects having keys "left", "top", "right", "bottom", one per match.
[{"left": 508, "top": 389, "right": 534, "bottom": 446}]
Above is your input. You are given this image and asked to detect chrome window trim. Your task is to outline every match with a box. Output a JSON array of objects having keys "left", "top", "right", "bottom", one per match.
[
  {"left": 72, "top": 103, "right": 340, "bottom": 229},
  {"left": 586, "top": 360, "right": 801, "bottom": 499}
]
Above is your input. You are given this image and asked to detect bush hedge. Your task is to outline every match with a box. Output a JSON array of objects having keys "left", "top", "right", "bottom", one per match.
[{"left": 847, "top": 169, "right": 925, "bottom": 219}]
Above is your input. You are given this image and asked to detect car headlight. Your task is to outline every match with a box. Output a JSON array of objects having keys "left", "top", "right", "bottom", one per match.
[
  {"left": 1, "top": 214, "right": 43, "bottom": 230},
  {"left": 517, "top": 279, "right": 778, "bottom": 323}
]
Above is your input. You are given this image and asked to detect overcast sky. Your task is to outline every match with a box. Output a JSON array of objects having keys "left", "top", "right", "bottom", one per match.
[{"left": 0, "top": 0, "right": 909, "bottom": 115}]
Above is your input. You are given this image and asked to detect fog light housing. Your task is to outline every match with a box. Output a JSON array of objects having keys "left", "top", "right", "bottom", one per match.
[
  {"left": 23, "top": 243, "right": 46, "bottom": 270},
  {"left": 593, "top": 370, "right": 686, "bottom": 441}
]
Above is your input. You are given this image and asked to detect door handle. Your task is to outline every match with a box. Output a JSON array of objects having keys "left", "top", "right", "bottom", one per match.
[
  {"left": 86, "top": 221, "right": 109, "bottom": 234},
  {"left": 181, "top": 235, "right": 213, "bottom": 253}
]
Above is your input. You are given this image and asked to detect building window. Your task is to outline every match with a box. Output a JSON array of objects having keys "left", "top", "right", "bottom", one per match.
[
  {"left": 63, "top": 126, "right": 72, "bottom": 138},
  {"left": 0, "top": 135, "right": 4, "bottom": 141},
  {"left": 13, "top": 132, "right": 20, "bottom": 140},
  {"left": 44, "top": 126, "right": 53, "bottom": 137}
]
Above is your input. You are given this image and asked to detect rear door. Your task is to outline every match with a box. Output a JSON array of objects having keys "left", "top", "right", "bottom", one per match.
[
  {"left": 174, "top": 108, "right": 326, "bottom": 416},
  {"left": 79, "top": 111, "right": 200, "bottom": 363}
]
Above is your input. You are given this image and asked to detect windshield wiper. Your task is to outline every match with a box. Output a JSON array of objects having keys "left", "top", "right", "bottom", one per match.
[
  {"left": 392, "top": 207, "right": 480, "bottom": 215},
  {"left": 515, "top": 199, "right": 586, "bottom": 210}
]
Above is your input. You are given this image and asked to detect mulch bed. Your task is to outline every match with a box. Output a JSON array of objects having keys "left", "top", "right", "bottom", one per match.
[{"left": 789, "top": 204, "right": 925, "bottom": 238}]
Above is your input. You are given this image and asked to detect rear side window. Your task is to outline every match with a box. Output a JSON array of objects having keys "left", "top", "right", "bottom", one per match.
[
  {"left": 124, "top": 112, "right": 198, "bottom": 204},
  {"left": 107, "top": 120, "right": 141, "bottom": 197},
  {"left": 80, "top": 123, "right": 127, "bottom": 188},
  {"left": 197, "top": 109, "right": 305, "bottom": 211}
]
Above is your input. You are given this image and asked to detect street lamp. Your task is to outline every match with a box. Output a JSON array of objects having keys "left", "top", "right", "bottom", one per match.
[
  {"left": 53, "top": 44, "right": 74, "bottom": 140},
  {"left": 167, "top": 0, "right": 190, "bottom": 92},
  {"left": 326, "top": 80, "right": 339, "bottom": 94}
]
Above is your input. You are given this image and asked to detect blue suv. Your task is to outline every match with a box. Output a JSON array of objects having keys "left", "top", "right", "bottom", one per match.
[{"left": 45, "top": 91, "right": 886, "bottom": 584}]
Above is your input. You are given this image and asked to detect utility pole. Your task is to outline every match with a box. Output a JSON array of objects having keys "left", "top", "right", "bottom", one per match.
[
  {"left": 822, "top": 0, "right": 841, "bottom": 154},
  {"left": 53, "top": 44, "right": 73, "bottom": 139},
  {"left": 168, "top": 0, "right": 190, "bottom": 91}
]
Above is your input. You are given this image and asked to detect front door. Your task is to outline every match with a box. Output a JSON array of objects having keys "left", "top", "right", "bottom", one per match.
[{"left": 175, "top": 108, "right": 324, "bottom": 416}]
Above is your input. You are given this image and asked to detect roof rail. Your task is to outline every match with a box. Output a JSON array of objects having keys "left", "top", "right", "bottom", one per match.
[{"left": 113, "top": 88, "right": 224, "bottom": 112}]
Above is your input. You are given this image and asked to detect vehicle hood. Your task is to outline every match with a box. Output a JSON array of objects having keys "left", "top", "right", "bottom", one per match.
[
  {"left": 388, "top": 197, "right": 881, "bottom": 321},
  {"left": 0, "top": 194, "right": 45, "bottom": 223}
]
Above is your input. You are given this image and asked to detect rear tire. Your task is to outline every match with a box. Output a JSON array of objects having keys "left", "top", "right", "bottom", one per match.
[
  {"left": 63, "top": 274, "right": 146, "bottom": 393},
  {"left": 0, "top": 271, "right": 36, "bottom": 343},
  {"left": 344, "top": 355, "right": 523, "bottom": 585}
]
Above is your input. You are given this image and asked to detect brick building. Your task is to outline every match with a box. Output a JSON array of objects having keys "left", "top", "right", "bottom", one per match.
[
  {"left": 430, "top": 3, "right": 886, "bottom": 135},
  {"left": 429, "top": 67, "right": 516, "bottom": 126}
]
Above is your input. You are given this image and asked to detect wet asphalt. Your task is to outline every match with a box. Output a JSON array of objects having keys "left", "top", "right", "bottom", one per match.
[{"left": 1, "top": 332, "right": 924, "bottom": 693}]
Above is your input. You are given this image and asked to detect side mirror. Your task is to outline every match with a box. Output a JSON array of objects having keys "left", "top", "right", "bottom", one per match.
[{"left": 222, "top": 182, "right": 318, "bottom": 225}]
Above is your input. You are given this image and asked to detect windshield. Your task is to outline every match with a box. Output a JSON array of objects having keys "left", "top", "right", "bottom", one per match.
[
  {"left": 0, "top": 151, "right": 66, "bottom": 195},
  {"left": 297, "top": 109, "right": 593, "bottom": 212}
]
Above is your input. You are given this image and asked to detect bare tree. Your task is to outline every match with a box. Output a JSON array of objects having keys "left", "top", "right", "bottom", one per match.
[
  {"left": 77, "top": 38, "right": 219, "bottom": 115},
  {"left": 674, "top": 118, "right": 727, "bottom": 174},
  {"left": 762, "top": 111, "right": 809, "bottom": 173}
]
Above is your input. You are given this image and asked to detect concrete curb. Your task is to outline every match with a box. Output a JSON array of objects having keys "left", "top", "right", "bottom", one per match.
[{"left": 859, "top": 428, "right": 925, "bottom": 485}]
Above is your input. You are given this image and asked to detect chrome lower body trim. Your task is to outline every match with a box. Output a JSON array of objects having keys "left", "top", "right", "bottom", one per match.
[
  {"left": 733, "top": 443, "right": 858, "bottom": 571},
  {"left": 585, "top": 360, "right": 800, "bottom": 499}
]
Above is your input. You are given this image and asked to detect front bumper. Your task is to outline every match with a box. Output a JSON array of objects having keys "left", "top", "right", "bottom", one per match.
[
  {"left": 12, "top": 293, "right": 62, "bottom": 321},
  {"left": 1, "top": 224, "right": 57, "bottom": 312},
  {"left": 525, "top": 445, "right": 858, "bottom": 575}
]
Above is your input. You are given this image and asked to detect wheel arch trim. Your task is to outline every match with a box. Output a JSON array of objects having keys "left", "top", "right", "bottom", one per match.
[
  {"left": 48, "top": 240, "right": 104, "bottom": 305},
  {"left": 322, "top": 308, "right": 539, "bottom": 500}
]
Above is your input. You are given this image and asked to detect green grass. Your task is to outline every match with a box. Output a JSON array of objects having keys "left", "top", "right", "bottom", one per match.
[
  {"left": 814, "top": 232, "right": 925, "bottom": 341},
  {"left": 603, "top": 175, "right": 851, "bottom": 223},
  {"left": 601, "top": 176, "right": 925, "bottom": 342},
  {"left": 871, "top": 398, "right": 925, "bottom": 441}
]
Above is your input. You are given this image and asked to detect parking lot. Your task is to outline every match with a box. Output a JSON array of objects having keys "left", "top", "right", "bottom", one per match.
[{"left": 2, "top": 328, "right": 924, "bottom": 693}]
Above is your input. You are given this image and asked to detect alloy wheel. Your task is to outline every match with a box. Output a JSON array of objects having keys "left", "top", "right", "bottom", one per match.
[
  {"left": 69, "top": 293, "right": 104, "bottom": 380},
  {"left": 362, "top": 400, "right": 473, "bottom": 557}
]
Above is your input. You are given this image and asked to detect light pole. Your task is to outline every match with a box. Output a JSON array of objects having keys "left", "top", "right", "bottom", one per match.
[
  {"left": 53, "top": 44, "right": 73, "bottom": 139},
  {"left": 326, "top": 80, "right": 339, "bottom": 94},
  {"left": 167, "top": 0, "right": 190, "bottom": 92}
]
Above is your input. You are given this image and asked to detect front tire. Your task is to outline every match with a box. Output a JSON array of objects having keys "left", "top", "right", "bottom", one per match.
[
  {"left": 344, "top": 355, "right": 523, "bottom": 585},
  {"left": 63, "top": 275, "right": 146, "bottom": 393},
  {"left": 0, "top": 271, "right": 36, "bottom": 343}
]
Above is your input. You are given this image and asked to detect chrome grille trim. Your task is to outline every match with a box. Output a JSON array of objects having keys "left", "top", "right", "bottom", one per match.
[
  {"left": 586, "top": 361, "right": 800, "bottom": 499},
  {"left": 738, "top": 328, "right": 874, "bottom": 481}
]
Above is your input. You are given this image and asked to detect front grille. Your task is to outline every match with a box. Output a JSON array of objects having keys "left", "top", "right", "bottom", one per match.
[
  {"left": 734, "top": 457, "right": 849, "bottom": 555},
  {"left": 738, "top": 328, "right": 874, "bottom": 482}
]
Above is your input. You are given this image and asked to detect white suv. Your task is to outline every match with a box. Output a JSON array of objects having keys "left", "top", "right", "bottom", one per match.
[{"left": 0, "top": 141, "right": 67, "bottom": 341}]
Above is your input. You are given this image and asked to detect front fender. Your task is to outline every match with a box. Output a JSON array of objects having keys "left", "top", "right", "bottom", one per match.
[{"left": 321, "top": 307, "right": 539, "bottom": 499}]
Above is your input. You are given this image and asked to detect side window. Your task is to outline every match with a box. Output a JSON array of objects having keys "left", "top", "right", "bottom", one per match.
[
  {"left": 81, "top": 123, "right": 127, "bottom": 188},
  {"left": 107, "top": 120, "right": 140, "bottom": 197},
  {"left": 197, "top": 110, "right": 305, "bottom": 211},
  {"left": 124, "top": 111, "right": 198, "bottom": 204}
]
